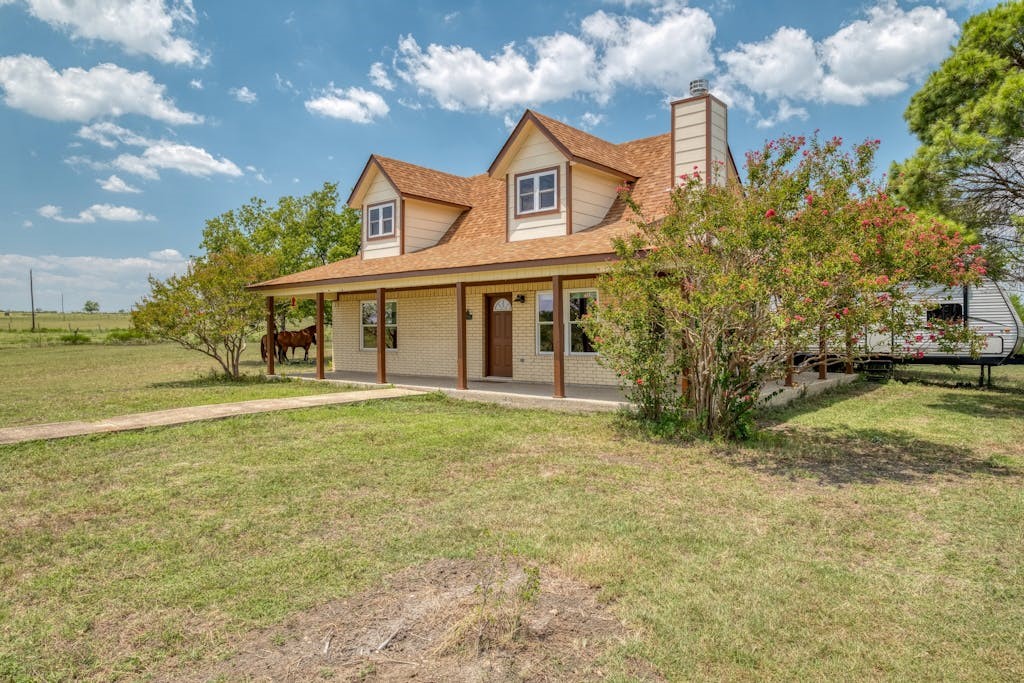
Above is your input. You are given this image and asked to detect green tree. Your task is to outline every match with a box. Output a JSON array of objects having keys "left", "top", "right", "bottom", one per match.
[
  {"left": 132, "top": 250, "right": 277, "bottom": 377},
  {"left": 200, "top": 182, "right": 361, "bottom": 328},
  {"left": 83, "top": 300, "right": 99, "bottom": 313},
  {"left": 891, "top": 1, "right": 1024, "bottom": 279},
  {"left": 590, "top": 135, "right": 986, "bottom": 440}
]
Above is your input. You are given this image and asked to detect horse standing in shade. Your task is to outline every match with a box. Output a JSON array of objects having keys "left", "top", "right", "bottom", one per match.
[
  {"left": 275, "top": 325, "right": 317, "bottom": 363},
  {"left": 260, "top": 332, "right": 277, "bottom": 363}
]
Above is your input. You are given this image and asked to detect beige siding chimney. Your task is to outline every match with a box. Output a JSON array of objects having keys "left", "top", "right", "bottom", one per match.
[{"left": 671, "top": 82, "right": 729, "bottom": 187}]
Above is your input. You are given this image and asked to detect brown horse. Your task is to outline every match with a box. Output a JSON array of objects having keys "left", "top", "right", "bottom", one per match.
[
  {"left": 260, "top": 332, "right": 276, "bottom": 362},
  {"left": 275, "top": 325, "right": 317, "bottom": 362}
]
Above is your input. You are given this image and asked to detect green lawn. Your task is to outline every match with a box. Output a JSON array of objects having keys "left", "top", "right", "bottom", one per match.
[
  {"left": 0, "top": 343, "right": 340, "bottom": 427},
  {"left": 1, "top": 352, "right": 1022, "bottom": 680}
]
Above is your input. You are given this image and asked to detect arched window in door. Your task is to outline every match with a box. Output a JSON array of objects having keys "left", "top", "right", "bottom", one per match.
[{"left": 492, "top": 298, "right": 512, "bottom": 312}]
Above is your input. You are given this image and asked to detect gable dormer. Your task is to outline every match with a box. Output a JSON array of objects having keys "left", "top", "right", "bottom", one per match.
[
  {"left": 348, "top": 155, "right": 472, "bottom": 259},
  {"left": 489, "top": 111, "right": 638, "bottom": 243}
]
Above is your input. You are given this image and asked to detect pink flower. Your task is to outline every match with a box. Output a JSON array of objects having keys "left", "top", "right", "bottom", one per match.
[
  {"left": 914, "top": 335, "right": 923, "bottom": 342},
  {"left": 915, "top": 350, "right": 925, "bottom": 359},
  {"left": 842, "top": 307, "right": 850, "bottom": 316},
  {"left": 765, "top": 209, "right": 776, "bottom": 219},
  {"left": 806, "top": 194, "right": 814, "bottom": 205},
  {"left": 820, "top": 280, "right": 831, "bottom": 287},
  {"left": 794, "top": 315, "right": 806, "bottom": 322},
  {"left": 636, "top": 378, "right": 644, "bottom": 385}
]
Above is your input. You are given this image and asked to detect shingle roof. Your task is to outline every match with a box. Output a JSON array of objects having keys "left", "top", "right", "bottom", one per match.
[
  {"left": 253, "top": 131, "right": 672, "bottom": 290},
  {"left": 372, "top": 155, "right": 474, "bottom": 207},
  {"left": 526, "top": 111, "right": 641, "bottom": 178}
]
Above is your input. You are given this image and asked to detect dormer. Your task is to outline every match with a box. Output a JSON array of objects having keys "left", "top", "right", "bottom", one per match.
[
  {"left": 489, "top": 111, "right": 639, "bottom": 242},
  {"left": 348, "top": 155, "right": 472, "bottom": 259}
]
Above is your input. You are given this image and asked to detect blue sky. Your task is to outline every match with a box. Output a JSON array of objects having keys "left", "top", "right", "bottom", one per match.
[{"left": 0, "top": 0, "right": 998, "bottom": 311}]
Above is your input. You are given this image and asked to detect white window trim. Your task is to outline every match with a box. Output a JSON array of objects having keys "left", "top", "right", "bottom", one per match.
[
  {"left": 360, "top": 299, "right": 398, "bottom": 352},
  {"left": 535, "top": 288, "right": 599, "bottom": 356},
  {"left": 366, "top": 201, "right": 396, "bottom": 239},
  {"left": 516, "top": 169, "right": 558, "bottom": 216}
]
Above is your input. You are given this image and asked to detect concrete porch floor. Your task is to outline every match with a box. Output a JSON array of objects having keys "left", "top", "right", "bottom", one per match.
[{"left": 289, "top": 369, "right": 859, "bottom": 413}]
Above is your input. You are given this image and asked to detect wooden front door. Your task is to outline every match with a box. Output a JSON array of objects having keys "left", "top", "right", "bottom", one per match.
[{"left": 486, "top": 293, "right": 513, "bottom": 377}]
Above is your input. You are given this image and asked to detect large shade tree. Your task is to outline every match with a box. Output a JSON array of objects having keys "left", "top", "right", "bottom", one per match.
[
  {"left": 891, "top": 1, "right": 1024, "bottom": 280},
  {"left": 201, "top": 181, "right": 361, "bottom": 328},
  {"left": 132, "top": 249, "right": 277, "bottom": 377},
  {"left": 588, "top": 135, "right": 986, "bottom": 439}
]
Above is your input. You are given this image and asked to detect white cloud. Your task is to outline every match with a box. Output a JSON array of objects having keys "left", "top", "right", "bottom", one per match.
[
  {"left": 77, "top": 122, "right": 151, "bottom": 148},
  {"left": 0, "top": 251, "right": 190, "bottom": 311},
  {"left": 245, "top": 165, "right": 270, "bottom": 184},
  {"left": 38, "top": 203, "right": 156, "bottom": 223},
  {"left": 229, "top": 85, "right": 257, "bottom": 104},
  {"left": 720, "top": 27, "right": 822, "bottom": 101},
  {"left": 819, "top": 3, "right": 959, "bottom": 105},
  {"left": 393, "top": 4, "right": 715, "bottom": 112},
  {"left": 582, "top": 7, "right": 716, "bottom": 102},
  {"left": 0, "top": 55, "right": 201, "bottom": 124},
  {"left": 148, "top": 248, "right": 182, "bottom": 261},
  {"left": 579, "top": 111, "right": 605, "bottom": 129},
  {"left": 305, "top": 85, "right": 389, "bottom": 123},
  {"left": 368, "top": 62, "right": 394, "bottom": 91},
  {"left": 503, "top": 113, "right": 516, "bottom": 130},
  {"left": 22, "top": 219, "right": 32, "bottom": 228},
  {"left": 189, "top": 78, "right": 203, "bottom": 90},
  {"left": 16, "top": 0, "right": 205, "bottom": 65},
  {"left": 274, "top": 73, "right": 297, "bottom": 94},
  {"left": 721, "top": 3, "right": 959, "bottom": 109},
  {"left": 396, "top": 32, "right": 598, "bottom": 112},
  {"left": 756, "top": 99, "right": 809, "bottom": 129},
  {"left": 113, "top": 141, "right": 243, "bottom": 180},
  {"left": 97, "top": 174, "right": 142, "bottom": 193},
  {"left": 442, "top": 10, "right": 459, "bottom": 24}
]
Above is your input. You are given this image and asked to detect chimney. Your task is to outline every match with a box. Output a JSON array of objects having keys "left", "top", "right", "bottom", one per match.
[{"left": 671, "top": 80, "right": 728, "bottom": 187}]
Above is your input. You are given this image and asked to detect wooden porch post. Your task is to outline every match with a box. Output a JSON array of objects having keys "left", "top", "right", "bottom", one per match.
[
  {"left": 315, "top": 292, "right": 325, "bottom": 380},
  {"left": 265, "top": 296, "right": 275, "bottom": 376},
  {"left": 376, "top": 287, "right": 387, "bottom": 384},
  {"left": 455, "top": 282, "right": 467, "bottom": 390},
  {"left": 552, "top": 275, "right": 565, "bottom": 398}
]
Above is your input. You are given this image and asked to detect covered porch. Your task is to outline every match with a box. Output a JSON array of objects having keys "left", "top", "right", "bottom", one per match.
[{"left": 260, "top": 270, "right": 608, "bottom": 399}]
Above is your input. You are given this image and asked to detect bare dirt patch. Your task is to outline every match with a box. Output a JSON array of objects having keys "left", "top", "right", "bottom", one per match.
[{"left": 161, "top": 558, "right": 627, "bottom": 682}]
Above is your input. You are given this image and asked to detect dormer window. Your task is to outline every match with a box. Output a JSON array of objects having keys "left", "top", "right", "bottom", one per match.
[
  {"left": 515, "top": 167, "right": 559, "bottom": 217},
  {"left": 367, "top": 201, "right": 395, "bottom": 239}
]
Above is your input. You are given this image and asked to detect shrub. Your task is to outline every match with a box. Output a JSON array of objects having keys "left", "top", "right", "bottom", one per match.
[
  {"left": 60, "top": 332, "right": 91, "bottom": 345},
  {"left": 104, "top": 328, "right": 150, "bottom": 344}
]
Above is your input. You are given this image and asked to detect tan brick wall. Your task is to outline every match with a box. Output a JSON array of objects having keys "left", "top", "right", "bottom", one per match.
[{"left": 332, "top": 279, "right": 617, "bottom": 387}]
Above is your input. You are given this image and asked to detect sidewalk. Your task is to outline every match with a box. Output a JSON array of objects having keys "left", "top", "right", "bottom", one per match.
[{"left": 0, "top": 388, "right": 422, "bottom": 446}]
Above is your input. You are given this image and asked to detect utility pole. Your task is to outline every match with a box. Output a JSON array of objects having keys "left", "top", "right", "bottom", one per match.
[{"left": 29, "top": 269, "right": 35, "bottom": 332}]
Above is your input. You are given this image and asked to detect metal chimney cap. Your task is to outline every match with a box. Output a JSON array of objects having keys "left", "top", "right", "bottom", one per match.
[{"left": 689, "top": 79, "right": 709, "bottom": 96}]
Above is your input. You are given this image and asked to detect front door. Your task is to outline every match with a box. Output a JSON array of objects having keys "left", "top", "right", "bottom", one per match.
[{"left": 487, "top": 294, "right": 513, "bottom": 377}]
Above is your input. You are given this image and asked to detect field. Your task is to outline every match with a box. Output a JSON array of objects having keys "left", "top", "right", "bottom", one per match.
[{"left": 1, "top": 344, "right": 1022, "bottom": 680}]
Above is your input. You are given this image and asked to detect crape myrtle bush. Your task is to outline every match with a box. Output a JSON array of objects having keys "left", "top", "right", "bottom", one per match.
[{"left": 585, "top": 134, "right": 986, "bottom": 440}]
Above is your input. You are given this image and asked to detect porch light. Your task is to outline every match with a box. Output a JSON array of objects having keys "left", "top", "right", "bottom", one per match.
[
  {"left": 465, "top": 309, "right": 473, "bottom": 321},
  {"left": 514, "top": 294, "right": 526, "bottom": 303}
]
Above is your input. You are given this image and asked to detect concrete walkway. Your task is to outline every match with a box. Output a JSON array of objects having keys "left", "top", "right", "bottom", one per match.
[{"left": 0, "top": 388, "right": 421, "bottom": 446}]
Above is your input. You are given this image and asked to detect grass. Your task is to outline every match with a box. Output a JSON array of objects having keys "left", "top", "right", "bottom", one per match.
[
  {"left": 0, "top": 343, "right": 341, "bottom": 428},
  {"left": 0, "top": 351, "right": 1022, "bottom": 680}
]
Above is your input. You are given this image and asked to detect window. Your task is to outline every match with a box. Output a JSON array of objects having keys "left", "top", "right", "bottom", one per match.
[
  {"left": 366, "top": 202, "right": 395, "bottom": 238},
  {"left": 361, "top": 300, "right": 397, "bottom": 350},
  {"left": 568, "top": 290, "right": 597, "bottom": 353},
  {"left": 536, "top": 289, "right": 598, "bottom": 354},
  {"left": 927, "top": 303, "right": 963, "bottom": 323},
  {"left": 516, "top": 168, "right": 558, "bottom": 216},
  {"left": 537, "top": 292, "right": 554, "bottom": 353}
]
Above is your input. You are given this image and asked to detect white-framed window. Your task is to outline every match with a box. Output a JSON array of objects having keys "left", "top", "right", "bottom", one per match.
[
  {"left": 366, "top": 201, "right": 395, "bottom": 238},
  {"left": 536, "top": 289, "right": 598, "bottom": 355},
  {"left": 361, "top": 300, "right": 397, "bottom": 350},
  {"left": 515, "top": 168, "right": 558, "bottom": 216}
]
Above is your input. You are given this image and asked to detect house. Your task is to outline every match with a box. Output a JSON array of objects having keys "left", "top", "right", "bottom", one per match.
[{"left": 249, "top": 81, "right": 739, "bottom": 397}]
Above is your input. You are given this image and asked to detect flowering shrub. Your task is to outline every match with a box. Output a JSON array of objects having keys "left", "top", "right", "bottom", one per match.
[{"left": 587, "top": 134, "right": 984, "bottom": 440}]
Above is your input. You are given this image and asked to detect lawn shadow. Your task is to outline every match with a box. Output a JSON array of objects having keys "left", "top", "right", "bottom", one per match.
[
  {"left": 758, "top": 378, "right": 883, "bottom": 428},
  {"left": 148, "top": 373, "right": 280, "bottom": 389},
  {"left": 732, "top": 425, "right": 1017, "bottom": 486},
  {"left": 924, "top": 389, "right": 1024, "bottom": 419}
]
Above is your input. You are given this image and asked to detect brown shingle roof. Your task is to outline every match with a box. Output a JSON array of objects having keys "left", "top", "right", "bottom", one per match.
[
  {"left": 253, "top": 130, "right": 672, "bottom": 290},
  {"left": 527, "top": 111, "right": 641, "bottom": 178},
  {"left": 372, "top": 155, "right": 474, "bottom": 207}
]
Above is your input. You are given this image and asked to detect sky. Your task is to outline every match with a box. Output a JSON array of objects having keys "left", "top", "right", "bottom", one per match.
[{"left": 0, "top": 0, "right": 1000, "bottom": 312}]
